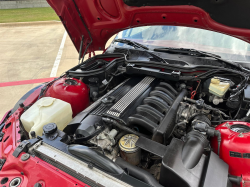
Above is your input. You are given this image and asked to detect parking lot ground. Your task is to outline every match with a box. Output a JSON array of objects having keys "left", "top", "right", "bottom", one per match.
[
  {"left": 0, "top": 21, "right": 115, "bottom": 118},
  {"left": 0, "top": 21, "right": 67, "bottom": 117}
]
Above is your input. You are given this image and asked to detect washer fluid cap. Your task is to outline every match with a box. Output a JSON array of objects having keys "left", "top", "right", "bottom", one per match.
[
  {"left": 119, "top": 134, "right": 139, "bottom": 153},
  {"left": 43, "top": 123, "right": 58, "bottom": 134},
  {"left": 38, "top": 97, "right": 56, "bottom": 107}
]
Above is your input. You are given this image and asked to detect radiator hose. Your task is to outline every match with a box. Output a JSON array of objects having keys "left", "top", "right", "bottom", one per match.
[{"left": 115, "top": 157, "right": 164, "bottom": 187}]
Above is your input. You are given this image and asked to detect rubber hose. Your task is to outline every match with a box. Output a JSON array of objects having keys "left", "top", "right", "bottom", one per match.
[
  {"left": 215, "top": 130, "right": 221, "bottom": 156},
  {"left": 102, "top": 118, "right": 149, "bottom": 138},
  {"left": 228, "top": 175, "right": 241, "bottom": 185},
  {"left": 115, "top": 157, "right": 164, "bottom": 187}
]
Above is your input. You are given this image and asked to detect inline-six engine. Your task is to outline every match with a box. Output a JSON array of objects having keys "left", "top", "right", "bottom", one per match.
[{"left": 72, "top": 76, "right": 186, "bottom": 146}]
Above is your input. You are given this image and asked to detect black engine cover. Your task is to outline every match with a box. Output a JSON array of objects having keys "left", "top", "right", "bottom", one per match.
[{"left": 74, "top": 76, "right": 184, "bottom": 142}]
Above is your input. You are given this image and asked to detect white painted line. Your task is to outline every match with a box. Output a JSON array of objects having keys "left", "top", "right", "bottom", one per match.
[{"left": 50, "top": 30, "right": 67, "bottom": 77}]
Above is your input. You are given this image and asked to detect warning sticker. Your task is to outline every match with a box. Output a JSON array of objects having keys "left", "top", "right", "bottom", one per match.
[
  {"left": 230, "top": 151, "right": 242, "bottom": 158},
  {"left": 243, "top": 153, "right": 250, "bottom": 158}
]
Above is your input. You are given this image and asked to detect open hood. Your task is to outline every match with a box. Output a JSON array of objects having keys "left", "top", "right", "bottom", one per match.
[{"left": 47, "top": 0, "right": 250, "bottom": 55}]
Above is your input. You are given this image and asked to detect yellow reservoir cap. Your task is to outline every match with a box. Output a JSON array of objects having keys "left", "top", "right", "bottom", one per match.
[
  {"left": 211, "top": 78, "right": 220, "bottom": 84},
  {"left": 209, "top": 77, "right": 230, "bottom": 97},
  {"left": 119, "top": 134, "right": 139, "bottom": 153}
]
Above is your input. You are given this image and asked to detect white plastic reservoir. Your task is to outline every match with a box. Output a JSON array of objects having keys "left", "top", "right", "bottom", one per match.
[{"left": 20, "top": 97, "right": 72, "bottom": 138}]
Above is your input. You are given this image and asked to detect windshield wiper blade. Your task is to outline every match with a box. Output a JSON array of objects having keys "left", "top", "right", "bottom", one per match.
[
  {"left": 114, "top": 39, "right": 168, "bottom": 64},
  {"left": 154, "top": 47, "right": 221, "bottom": 58},
  {"left": 114, "top": 39, "right": 149, "bottom": 50}
]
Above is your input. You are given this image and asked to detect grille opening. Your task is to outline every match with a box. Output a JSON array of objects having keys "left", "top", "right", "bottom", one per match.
[
  {"left": 1, "top": 177, "right": 8, "bottom": 184},
  {"left": 230, "top": 124, "right": 250, "bottom": 133}
]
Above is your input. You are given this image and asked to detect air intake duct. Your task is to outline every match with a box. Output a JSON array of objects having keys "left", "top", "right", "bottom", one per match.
[{"left": 181, "top": 131, "right": 208, "bottom": 169}]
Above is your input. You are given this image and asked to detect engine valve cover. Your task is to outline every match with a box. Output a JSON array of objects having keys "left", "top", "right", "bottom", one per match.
[{"left": 74, "top": 76, "right": 187, "bottom": 143}]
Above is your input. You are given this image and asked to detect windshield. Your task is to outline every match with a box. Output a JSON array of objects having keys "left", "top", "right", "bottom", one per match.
[{"left": 115, "top": 26, "right": 250, "bottom": 63}]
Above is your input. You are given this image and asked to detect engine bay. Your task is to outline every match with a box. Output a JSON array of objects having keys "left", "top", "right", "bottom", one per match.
[{"left": 13, "top": 53, "right": 250, "bottom": 187}]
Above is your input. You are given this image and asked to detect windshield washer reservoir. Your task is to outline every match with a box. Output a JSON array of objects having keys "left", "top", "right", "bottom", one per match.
[{"left": 20, "top": 97, "right": 72, "bottom": 138}]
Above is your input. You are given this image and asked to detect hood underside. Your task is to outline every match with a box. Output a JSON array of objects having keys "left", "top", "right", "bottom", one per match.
[{"left": 47, "top": 0, "right": 250, "bottom": 55}]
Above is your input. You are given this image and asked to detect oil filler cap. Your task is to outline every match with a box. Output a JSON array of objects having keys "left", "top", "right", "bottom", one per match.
[{"left": 43, "top": 123, "right": 57, "bottom": 135}]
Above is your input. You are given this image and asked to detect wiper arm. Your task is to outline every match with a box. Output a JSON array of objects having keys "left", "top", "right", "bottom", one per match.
[
  {"left": 114, "top": 39, "right": 149, "bottom": 50},
  {"left": 114, "top": 39, "right": 168, "bottom": 64},
  {"left": 154, "top": 47, "right": 221, "bottom": 58},
  {"left": 238, "top": 64, "right": 250, "bottom": 74},
  {"left": 154, "top": 47, "right": 241, "bottom": 68}
]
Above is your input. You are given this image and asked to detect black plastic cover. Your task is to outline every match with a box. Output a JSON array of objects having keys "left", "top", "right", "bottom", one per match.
[
  {"left": 244, "top": 84, "right": 250, "bottom": 103},
  {"left": 160, "top": 138, "right": 206, "bottom": 187},
  {"left": 135, "top": 136, "right": 168, "bottom": 157},
  {"left": 201, "top": 152, "right": 229, "bottom": 187},
  {"left": 159, "top": 138, "right": 229, "bottom": 187},
  {"left": 75, "top": 115, "right": 105, "bottom": 141},
  {"left": 67, "top": 54, "right": 124, "bottom": 83}
]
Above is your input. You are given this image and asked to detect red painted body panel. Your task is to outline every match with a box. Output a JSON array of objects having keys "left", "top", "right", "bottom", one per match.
[
  {"left": 0, "top": 152, "right": 90, "bottom": 187},
  {"left": 0, "top": 86, "right": 89, "bottom": 187},
  {"left": 46, "top": 0, "right": 250, "bottom": 54},
  {"left": 0, "top": 87, "right": 44, "bottom": 159},
  {"left": 45, "top": 78, "right": 90, "bottom": 117},
  {"left": 212, "top": 121, "right": 250, "bottom": 185}
]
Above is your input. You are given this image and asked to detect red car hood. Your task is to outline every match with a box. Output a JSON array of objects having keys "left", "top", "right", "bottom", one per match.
[{"left": 47, "top": 0, "right": 250, "bottom": 55}]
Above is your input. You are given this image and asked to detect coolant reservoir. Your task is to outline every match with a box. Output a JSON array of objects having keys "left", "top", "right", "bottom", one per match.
[
  {"left": 44, "top": 78, "right": 89, "bottom": 117},
  {"left": 209, "top": 77, "right": 230, "bottom": 97},
  {"left": 20, "top": 97, "right": 72, "bottom": 138}
]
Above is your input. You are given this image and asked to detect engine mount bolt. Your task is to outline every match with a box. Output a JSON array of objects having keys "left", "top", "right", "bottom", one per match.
[{"left": 21, "top": 153, "right": 30, "bottom": 161}]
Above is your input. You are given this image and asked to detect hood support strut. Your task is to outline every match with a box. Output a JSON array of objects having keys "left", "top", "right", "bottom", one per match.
[{"left": 72, "top": 0, "right": 93, "bottom": 63}]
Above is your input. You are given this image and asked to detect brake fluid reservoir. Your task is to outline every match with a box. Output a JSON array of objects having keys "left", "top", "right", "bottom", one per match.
[
  {"left": 20, "top": 97, "right": 72, "bottom": 138},
  {"left": 209, "top": 77, "right": 230, "bottom": 97}
]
